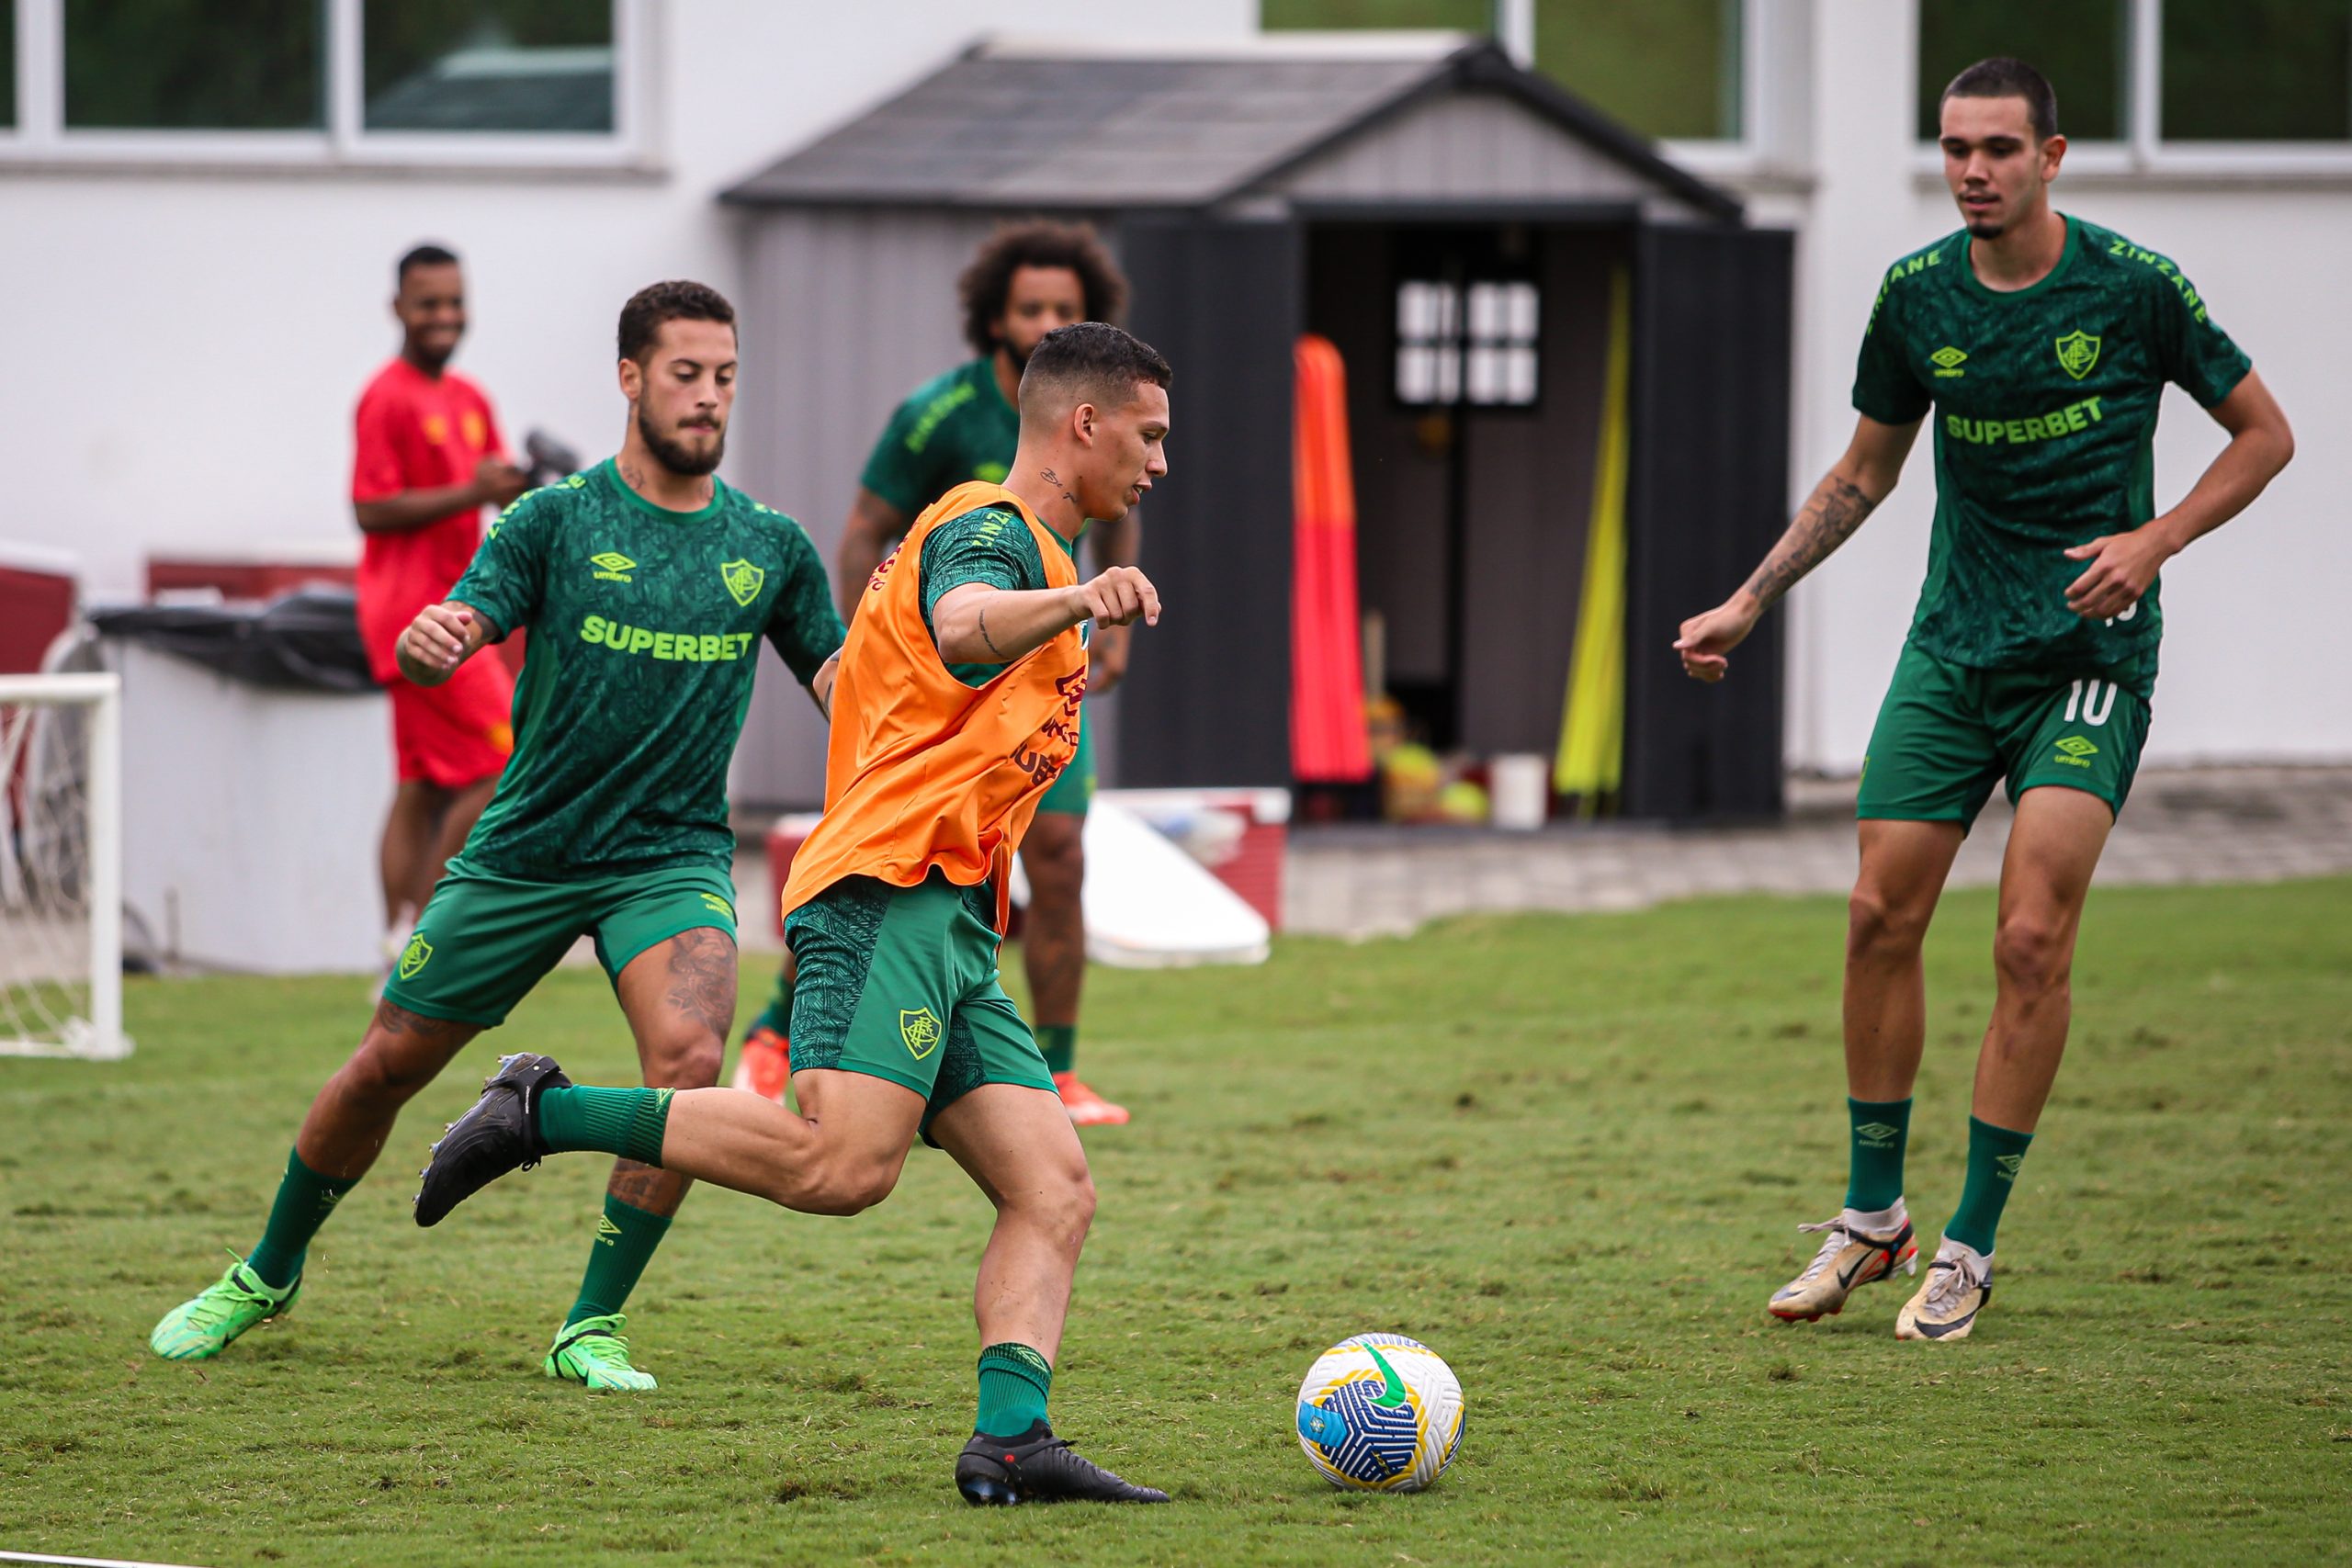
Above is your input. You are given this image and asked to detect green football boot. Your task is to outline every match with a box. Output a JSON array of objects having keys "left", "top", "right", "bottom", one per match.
[
  {"left": 545, "top": 1313, "right": 657, "bottom": 1392},
  {"left": 150, "top": 1252, "right": 300, "bottom": 1360}
]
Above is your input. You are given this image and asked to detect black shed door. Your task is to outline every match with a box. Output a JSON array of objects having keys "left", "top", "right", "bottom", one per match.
[
  {"left": 1622, "top": 223, "right": 1794, "bottom": 820},
  {"left": 1112, "top": 214, "right": 1299, "bottom": 787}
]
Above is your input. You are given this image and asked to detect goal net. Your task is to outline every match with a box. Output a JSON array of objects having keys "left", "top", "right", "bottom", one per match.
[{"left": 0, "top": 671, "right": 129, "bottom": 1060}]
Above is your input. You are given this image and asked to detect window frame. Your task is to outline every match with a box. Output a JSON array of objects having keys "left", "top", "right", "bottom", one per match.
[
  {"left": 1911, "top": 0, "right": 2352, "bottom": 182},
  {"left": 1657, "top": 0, "right": 1776, "bottom": 174},
  {"left": 1391, "top": 273, "right": 1545, "bottom": 414},
  {"left": 0, "top": 0, "right": 652, "bottom": 170}
]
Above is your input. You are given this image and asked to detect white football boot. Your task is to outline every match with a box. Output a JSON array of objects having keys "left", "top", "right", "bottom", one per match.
[
  {"left": 1769, "top": 1204, "right": 1918, "bottom": 1322},
  {"left": 1895, "top": 1235, "right": 1993, "bottom": 1341}
]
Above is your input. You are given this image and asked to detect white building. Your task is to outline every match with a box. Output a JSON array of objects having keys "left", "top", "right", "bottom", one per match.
[{"left": 4, "top": 0, "right": 2344, "bottom": 777}]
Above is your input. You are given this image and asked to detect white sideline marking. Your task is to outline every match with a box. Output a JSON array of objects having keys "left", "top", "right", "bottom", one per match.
[{"left": 0, "top": 1552, "right": 210, "bottom": 1568}]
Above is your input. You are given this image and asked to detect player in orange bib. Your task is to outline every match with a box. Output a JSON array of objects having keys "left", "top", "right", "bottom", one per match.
[{"left": 416, "top": 323, "right": 1172, "bottom": 1506}]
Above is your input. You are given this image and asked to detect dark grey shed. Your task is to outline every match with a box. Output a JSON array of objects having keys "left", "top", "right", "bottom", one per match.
[{"left": 724, "top": 35, "right": 1790, "bottom": 821}]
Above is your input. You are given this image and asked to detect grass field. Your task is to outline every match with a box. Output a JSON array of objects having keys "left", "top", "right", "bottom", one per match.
[{"left": 3, "top": 876, "right": 2348, "bottom": 1566}]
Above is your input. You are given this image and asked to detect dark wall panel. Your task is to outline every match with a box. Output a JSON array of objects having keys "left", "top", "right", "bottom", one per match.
[
  {"left": 1115, "top": 215, "right": 1300, "bottom": 787},
  {"left": 1306, "top": 226, "right": 1450, "bottom": 687},
  {"left": 1623, "top": 224, "right": 1793, "bottom": 820},
  {"left": 1457, "top": 231, "right": 1623, "bottom": 755}
]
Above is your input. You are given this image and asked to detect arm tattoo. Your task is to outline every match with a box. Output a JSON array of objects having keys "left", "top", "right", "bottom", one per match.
[
  {"left": 1742, "top": 477, "right": 1879, "bottom": 607},
  {"left": 978, "top": 603, "right": 1007, "bottom": 659}
]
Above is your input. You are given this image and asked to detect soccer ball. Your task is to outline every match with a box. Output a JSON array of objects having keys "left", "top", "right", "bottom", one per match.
[{"left": 1294, "top": 1333, "right": 1464, "bottom": 1492}]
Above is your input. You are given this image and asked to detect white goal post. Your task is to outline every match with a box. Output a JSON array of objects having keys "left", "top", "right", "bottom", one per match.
[{"left": 0, "top": 671, "right": 128, "bottom": 1060}]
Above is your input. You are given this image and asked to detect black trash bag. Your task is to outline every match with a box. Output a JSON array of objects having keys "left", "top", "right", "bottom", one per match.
[{"left": 90, "top": 583, "right": 375, "bottom": 693}]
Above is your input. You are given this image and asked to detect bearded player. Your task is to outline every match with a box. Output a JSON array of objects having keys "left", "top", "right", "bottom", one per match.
[
  {"left": 150, "top": 282, "right": 845, "bottom": 1390},
  {"left": 415, "top": 323, "right": 1171, "bottom": 1505},
  {"left": 737, "top": 220, "right": 1141, "bottom": 1125},
  {"left": 1677, "top": 58, "right": 2292, "bottom": 1340}
]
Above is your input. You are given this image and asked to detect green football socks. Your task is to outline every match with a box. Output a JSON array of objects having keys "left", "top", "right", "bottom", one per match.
[
  {"left": 566, "top": 1195, "right": 673, "bottom": 1327},
  {"left": 1945, "top": 1115, "right": 2034, "bottom": 1255},
  {"left": 536, "top": 1085, "right": 672, "bottom": 1167},
  {"left": 246, "top": 1147, "right": 358, "bottom": 1290},
  {"left": 1843, "top": 1096, "right": 1913, "bottom": 1213},
  {"left": 975, "top": 1342, "right": 1054, "bottom": 1438},
  {"left": 1038, "top": 1024, "right": 1078, "bottom": 1077}
]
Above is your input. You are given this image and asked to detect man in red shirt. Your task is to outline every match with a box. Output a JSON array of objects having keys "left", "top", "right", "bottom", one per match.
[{"left": 353, "top": 243, "right": 530, "bottom": 935}]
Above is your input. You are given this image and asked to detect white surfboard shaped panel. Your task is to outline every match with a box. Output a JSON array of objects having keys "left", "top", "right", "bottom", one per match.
[{"left": 1010, "top": 796, "right": 1270, "bottom": 968}]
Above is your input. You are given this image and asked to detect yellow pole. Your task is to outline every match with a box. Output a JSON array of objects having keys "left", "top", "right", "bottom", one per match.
[{"left": 1555, "top": 265, "right": 1633, "bottom": 807}]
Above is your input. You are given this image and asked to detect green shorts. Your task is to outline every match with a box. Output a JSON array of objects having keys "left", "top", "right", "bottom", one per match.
[
  {"left": 1857, "top": 643, "right": 2152, "bottom": 829},
  {"left": 1035, "top": 713, "right": 1095, "bottom": 817},
  {"left": 784, "top": 869, "right": 1054, "bottom": 1142},
  {"left": 383, "top": 856, "right": 739, "bottom": 1027}
]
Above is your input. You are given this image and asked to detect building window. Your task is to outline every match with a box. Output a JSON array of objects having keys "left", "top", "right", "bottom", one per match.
[
  {"left": 63, "top": 0, "right": 326, "bottom": 130},
  {"left": 3, "top": 0, "right": 636, "bottom": 164},
  {"left": 0, "top": 0, "right": 16, "bottom": 128},
  {"left": 2161, "top": 0, "right": 2350, "bottom": 142},
  {"left": 1534, "top": 0, "right": 1741, "bottom": 141},
  {"left": 363, "top": 0, "right": 615, "bottom": 134},
  {"left": 1396, "top": 280, "right": 1463, "bottom": 405},
  {"left": 1464, "top": 281, "right": 1540, "bottom": 405},
  {"left": 1919, "top": 0, "right": 2352, "bottom": 154},
  {"left": 1396, "top": 278, "right": 1541, "bottom": 407},
  {"left": 1917, "top": 0, "right": 2128, "bottom": 142},
  {"left": 1263, "top": 0, "right": 1745, "bottom": 141},
  {"left": 1261, "top": 0, "right": 1487, "bottom": 31}
]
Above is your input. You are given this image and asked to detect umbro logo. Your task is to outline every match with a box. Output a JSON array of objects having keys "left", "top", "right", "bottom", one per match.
[
  {"left": 591, "top": 551, "right": 637, "bottom": 583},
  {"left": 595, "top": 1213, "right": 624, "bottom": 1247},
  {"left": 1994, "top": 1153, "right": 2026, "bottom": 1181},
  {"left": 2054, "top": 735, "right": 2098, "bottom": 768},
  {"left": 1856, "top": 1122, "right": 1902, "bottom": 1147},
  {"left": 1929, "top": 344, "right": 1968, "bottom": 378}
]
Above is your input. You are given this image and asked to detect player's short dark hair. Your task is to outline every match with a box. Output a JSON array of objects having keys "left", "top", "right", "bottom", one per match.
[
  {"left": 617, "top": 280, "right": 737, "bottom": 365},
  {"left": 1018, "top": 322, "right": 1170, "bottom": 420},
  {"left": 397, "top": 243, "right": 458, "bottom": 284},
  {"left": 1941, "top": 57, "right": 2059, "bottom": 142},
  {"left": 957, "top": 220, "right": 1129, "bottom": 359}
]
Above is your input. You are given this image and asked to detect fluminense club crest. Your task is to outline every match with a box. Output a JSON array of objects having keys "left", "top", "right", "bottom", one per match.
[
  {"left": 899, "top": 1008, "right": 942, "bottom": 1060},
  {"left": 720, "top": 558, "right": 764, "bottom": 607},
  {"left": 2053, "top": 330, "right": 2101, "bottom": 381}
]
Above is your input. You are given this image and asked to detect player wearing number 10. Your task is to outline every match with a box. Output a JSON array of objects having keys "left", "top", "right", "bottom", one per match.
[{"left": 1676, "top": 58, "right": 2293, "bottom": 1340}]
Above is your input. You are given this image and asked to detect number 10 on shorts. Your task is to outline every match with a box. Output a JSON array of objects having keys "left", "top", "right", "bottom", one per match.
[{"left": 2063, "top": 679, "right": 2119, "bottom": 726}]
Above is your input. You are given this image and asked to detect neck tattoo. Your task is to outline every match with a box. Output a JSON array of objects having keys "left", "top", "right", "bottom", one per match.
[
  {"left": 622, "top": 460, "right": 711, "bottom": 507},
  {"left": 1039, "top": 467, "right": 1080, "bottom": 511}
]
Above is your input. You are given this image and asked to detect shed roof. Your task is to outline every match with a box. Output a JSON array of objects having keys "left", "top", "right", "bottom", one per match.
[{"left": 720, "top": 35, "right": 1740, "bottom": 221}]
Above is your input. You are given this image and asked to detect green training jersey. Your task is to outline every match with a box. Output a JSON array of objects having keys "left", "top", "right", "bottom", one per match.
[
  {"left": 447, "top": 459, "right": 844, "bottom": 879},
  {"left": 1852, "top": 213, "right": 2252, "bottom": 694},
  {"left": 917, "top": 503, "right": 1081, "bottom": 690},
  {"left": 859, "top": 358, "right": 1022, "bottom": 518}
]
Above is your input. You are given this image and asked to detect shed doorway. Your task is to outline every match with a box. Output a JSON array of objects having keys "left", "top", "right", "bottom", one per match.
[{"left": 1305, "top": 219, "right": 1631, "bottom": 763}]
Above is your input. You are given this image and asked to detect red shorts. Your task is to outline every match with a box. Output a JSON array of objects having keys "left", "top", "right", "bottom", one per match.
[{"left": 389, "top": 655, "right": 514, "bottom": 789}]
